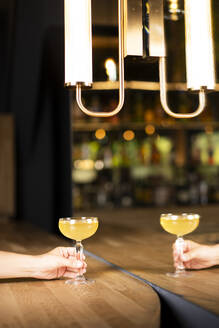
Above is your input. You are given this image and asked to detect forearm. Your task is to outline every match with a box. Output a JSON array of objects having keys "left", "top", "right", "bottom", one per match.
[
  {"left": 211, "top": 244, "right": 219, "bottom": 266},
  {"left": 0, "top": 251, "right": 37, "bottom": 279}
]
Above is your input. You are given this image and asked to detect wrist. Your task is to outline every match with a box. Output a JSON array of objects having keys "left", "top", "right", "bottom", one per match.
[
  {"left": 18, "top": 255, "right": 39, "bottom": 278},
  {"left": 26, "top": 255, "right": 43, "bottom": 279}
]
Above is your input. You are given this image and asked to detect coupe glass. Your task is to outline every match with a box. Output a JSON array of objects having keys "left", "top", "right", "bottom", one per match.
[
  {"left": 59, "top": 217, "right": 99, "bottom": 285},
  {"left": 160, "top": 213, "right": 200, "bottom": 277}
]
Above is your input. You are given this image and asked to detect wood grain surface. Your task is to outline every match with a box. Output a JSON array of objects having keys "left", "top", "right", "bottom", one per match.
[
  {"left": 0, "top": 218, "right": 160, "bottom": 328},
  {"left": 75, "top": 205, "right": 219, "bottom": 316}
]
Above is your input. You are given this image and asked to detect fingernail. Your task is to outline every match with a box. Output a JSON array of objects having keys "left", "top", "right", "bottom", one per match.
[
  {"left": 75, "top": 260, "right": 83, "bottom": 268},
  {"left": 182, "top": 254, "right": 188, "bottom": 261}
]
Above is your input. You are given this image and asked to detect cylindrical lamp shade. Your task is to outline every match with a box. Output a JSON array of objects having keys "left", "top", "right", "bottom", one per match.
[
  {"left": 185, "top": 0, "right": 215, "bottom": 91},
  {"left": 65, "top": 0, "right": 93, "bottom": 87}
]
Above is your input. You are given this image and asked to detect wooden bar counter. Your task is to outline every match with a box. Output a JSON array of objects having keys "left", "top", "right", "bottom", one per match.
[
  {"left": 75, "top": 206, "right": 219, "bottom": 318},
  {"left": 0, "top": 218, "right": 160, "bottom": 328},
  {"left": 1, "top": 205, "right": 219, "bottom": 327}
]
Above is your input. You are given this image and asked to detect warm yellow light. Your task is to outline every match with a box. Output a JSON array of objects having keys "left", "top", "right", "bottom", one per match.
[
  {"left": 167, "top": 0, "right": 182, "bottom": 21},
  {"left": 64, "top": 0, "right": 93, "bottom": 87},
  {"left": 185, "top": 0, "right": 215, "bottom": 90},
  {"left": 145, "top": 124, "right": 155, "bottom": 135},
  {"left": 205, "top": 125, "right": 213, "bottom": 135},
  {"left": 169, "top": 0, "right": 178, "bottom": 12},
  {"left": 95, "top": 129, "right": 106, "bottom": 140},
  {"left": 95, "top": 160, "right": 104, "bottom": 170},
  {"left": 123, "top": 130, "right": 135, "bottom": 141},
  {"left": 104, "top": 58, "right": 117, "bottom": 81},
  {"left": 74, "top": 160, "right": 94, "bottom": 170}
]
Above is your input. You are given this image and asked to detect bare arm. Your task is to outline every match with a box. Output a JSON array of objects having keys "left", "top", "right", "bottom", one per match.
[{"left": 0, "top": 247, "right": 86, "bottom": 279}]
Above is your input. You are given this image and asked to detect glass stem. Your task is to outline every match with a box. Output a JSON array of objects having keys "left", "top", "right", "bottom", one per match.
[
  {"left": 75, "top": 241, "right": 84, "bottom": 279},
  {"left": 175, "top": 237, "right": 185, "bottom": 272},
  {"left": 75, "top": 240, "right": 83, "bottom": 259}
]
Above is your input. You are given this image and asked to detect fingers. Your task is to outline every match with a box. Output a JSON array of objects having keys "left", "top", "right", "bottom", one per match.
[
  {"left": 63, "top": 270, "right": 86, "bottom": 279},
  {"left": 64, "top": 256, "right": 87, "bottom": 274},
  {"left": 173, "top": 240, "right": 200, "bottom": 269},
  {"left": 63, "top": 266, "right": 87, "bottom": 278},
  {"left": 184, "top": 240, "right": 199, "bottom": 252},
  {"left": 60, "top": 257, "right": 84, "bottom": 270},
  {"left": 63, "top": 271, "right": 79, "bottom": 279},
  {"left": 60, "top": 247, "right": 73, "bottom": 258},
  {"left": 43, "top": 247, "right": 87, "bottom": 274},
  {"left": 183, "top": 261, "right": 193, "bottom": 269},
  {"left": 172, "top": 240, "right": 199, "bottom": 254},
  {"left": 173, "top": 248, "right": 198, "bottom": 269},
  {"left": 63, "top": 247, "right": 76, "bottom": 258},
  {"left": 69, "top": 256, "right": 87, "bottom": 268},
  {"left": 79, "top": 267, "right": 87, "bottom": 275},
  {"left": 173, "top": 249, "right": 180, "bottom": 263},
  {"left": 63, "top": 271, "right": 78, "bottom": 278},
  {"left": 60, "top": 247, "right": 86, "bottom": 260},
  {"left": 51, "top": 247, "right": 86, "bottom": 260},
  {"left": 181, "top": 248, "right": 197, "bottom": 262},
  {"left": 75, "top": 252, "right": 86, "bottom": 261}
]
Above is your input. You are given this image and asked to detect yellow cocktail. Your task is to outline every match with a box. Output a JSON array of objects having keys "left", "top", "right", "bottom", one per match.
[
  {"left": 59, "top": 219, "right": 98, "bottom": 241},
  {"left": 160, "top": 214, "right": 199, "bottom": 237},
  {"left": 59, "top": 217, "right": 99, "bottom": 285},
  {"left": 160, "top": 213, "right": 200, "bottom": 277}
]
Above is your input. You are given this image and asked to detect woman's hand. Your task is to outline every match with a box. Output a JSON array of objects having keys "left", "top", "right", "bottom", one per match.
[
  {"left": 173, "top": 240, "right": 219, "bottom": 270},
  {"left": 32, "top": 247, "right": 87, "bottom": 280}
]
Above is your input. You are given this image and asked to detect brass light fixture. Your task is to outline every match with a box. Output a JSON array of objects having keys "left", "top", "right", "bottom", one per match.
[
  {"left": 160, "top": 0, "right": 215, "bottom": 118},
  {"left": 64, "top": 0, "right": 124, "bottom": 117},
  {"left": 64, "top": 0, "right": 215, "bottom": 119},
  {"left": 166, "top": 0, "right": 184, "bottom": 21}
]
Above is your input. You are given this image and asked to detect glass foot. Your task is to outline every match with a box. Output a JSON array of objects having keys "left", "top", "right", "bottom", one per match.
[
  {"left": 65, "top": 276, "right": 95, "bottom": 286},
  {"left": 166, "top": 270, "right": 191, "bottom": 278}
]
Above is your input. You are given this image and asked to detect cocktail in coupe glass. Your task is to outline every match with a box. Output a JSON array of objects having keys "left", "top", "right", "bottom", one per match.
[
  {"left": 59, "top": 217, "right": 99, "bottom": 285},
  {"left": 160, "top": 213, "right": 200, "bottom": 277}
]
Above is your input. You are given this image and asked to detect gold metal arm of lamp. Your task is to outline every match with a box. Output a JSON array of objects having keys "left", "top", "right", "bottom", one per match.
[
  {"left": 76, "top": 0, "right": 125, "bottom": 118},
  {"left": 159, "top": 57, "right": 206, "bottom": 119}
]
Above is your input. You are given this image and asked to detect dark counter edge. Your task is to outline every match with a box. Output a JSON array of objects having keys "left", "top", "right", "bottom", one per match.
[{"left": 85, "top": 250, "right": 219, "bottom": 328}]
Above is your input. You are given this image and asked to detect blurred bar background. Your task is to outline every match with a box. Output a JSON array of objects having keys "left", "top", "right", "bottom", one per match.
[{"left": 1, "top": 0, "right": 219, "bottom": 231}]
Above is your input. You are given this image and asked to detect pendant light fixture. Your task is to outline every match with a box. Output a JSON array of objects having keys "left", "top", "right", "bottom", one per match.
[{"left": 64, "top": 0, "right": 215, "bottom": 119}]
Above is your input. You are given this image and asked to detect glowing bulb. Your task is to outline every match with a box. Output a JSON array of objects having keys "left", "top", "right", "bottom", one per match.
[
  {"left": 64, "top": 0, "right": 93, "bottom": 87},
  {"left": 123, "top": 130, "right": 135, "bottom": 141},
  {"left": 95, "top": 129, "right": 106, "bottom": 140},
  {"left": 185, "top": 0, "right": 215, "bottom": 90},
  {"left": 169, "top": 0, "right": 178, "bottom": 12},
  {"left": 74, "top": 160, "right": 94, "bottom": 170},
  {"left": 167, "top": 0, "right": 183, "bottom": 21},
  {"left": 95, "top": 160, "right": 104, "bottom": 170},
  {"left": 145, "top": 124, "right": 155, "bottom": 135},
  {"left": 205, "top": 125, "right": 213, "bottom": 135},
  {"left": 104, "top": 58, "right": 117, "bottom": 81}
]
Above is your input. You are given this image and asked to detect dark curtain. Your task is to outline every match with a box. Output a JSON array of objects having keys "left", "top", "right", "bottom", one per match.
[
  {"left": 8, "top": 0, "right": 72, "bottom": 231},
  {"left": 0, "top": 1, "right": 15, "bottom": 112}
]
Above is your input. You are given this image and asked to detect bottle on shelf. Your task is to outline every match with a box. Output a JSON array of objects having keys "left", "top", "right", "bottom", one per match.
[
  {"left": 133, "top": 93, "right": 145, "bottom": 122},
  {"left": 71, "top": 87, "right": 219, "bottom": 210},
  {"left": 150, "top": 137, "right": 161, "bottom": 165}
]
